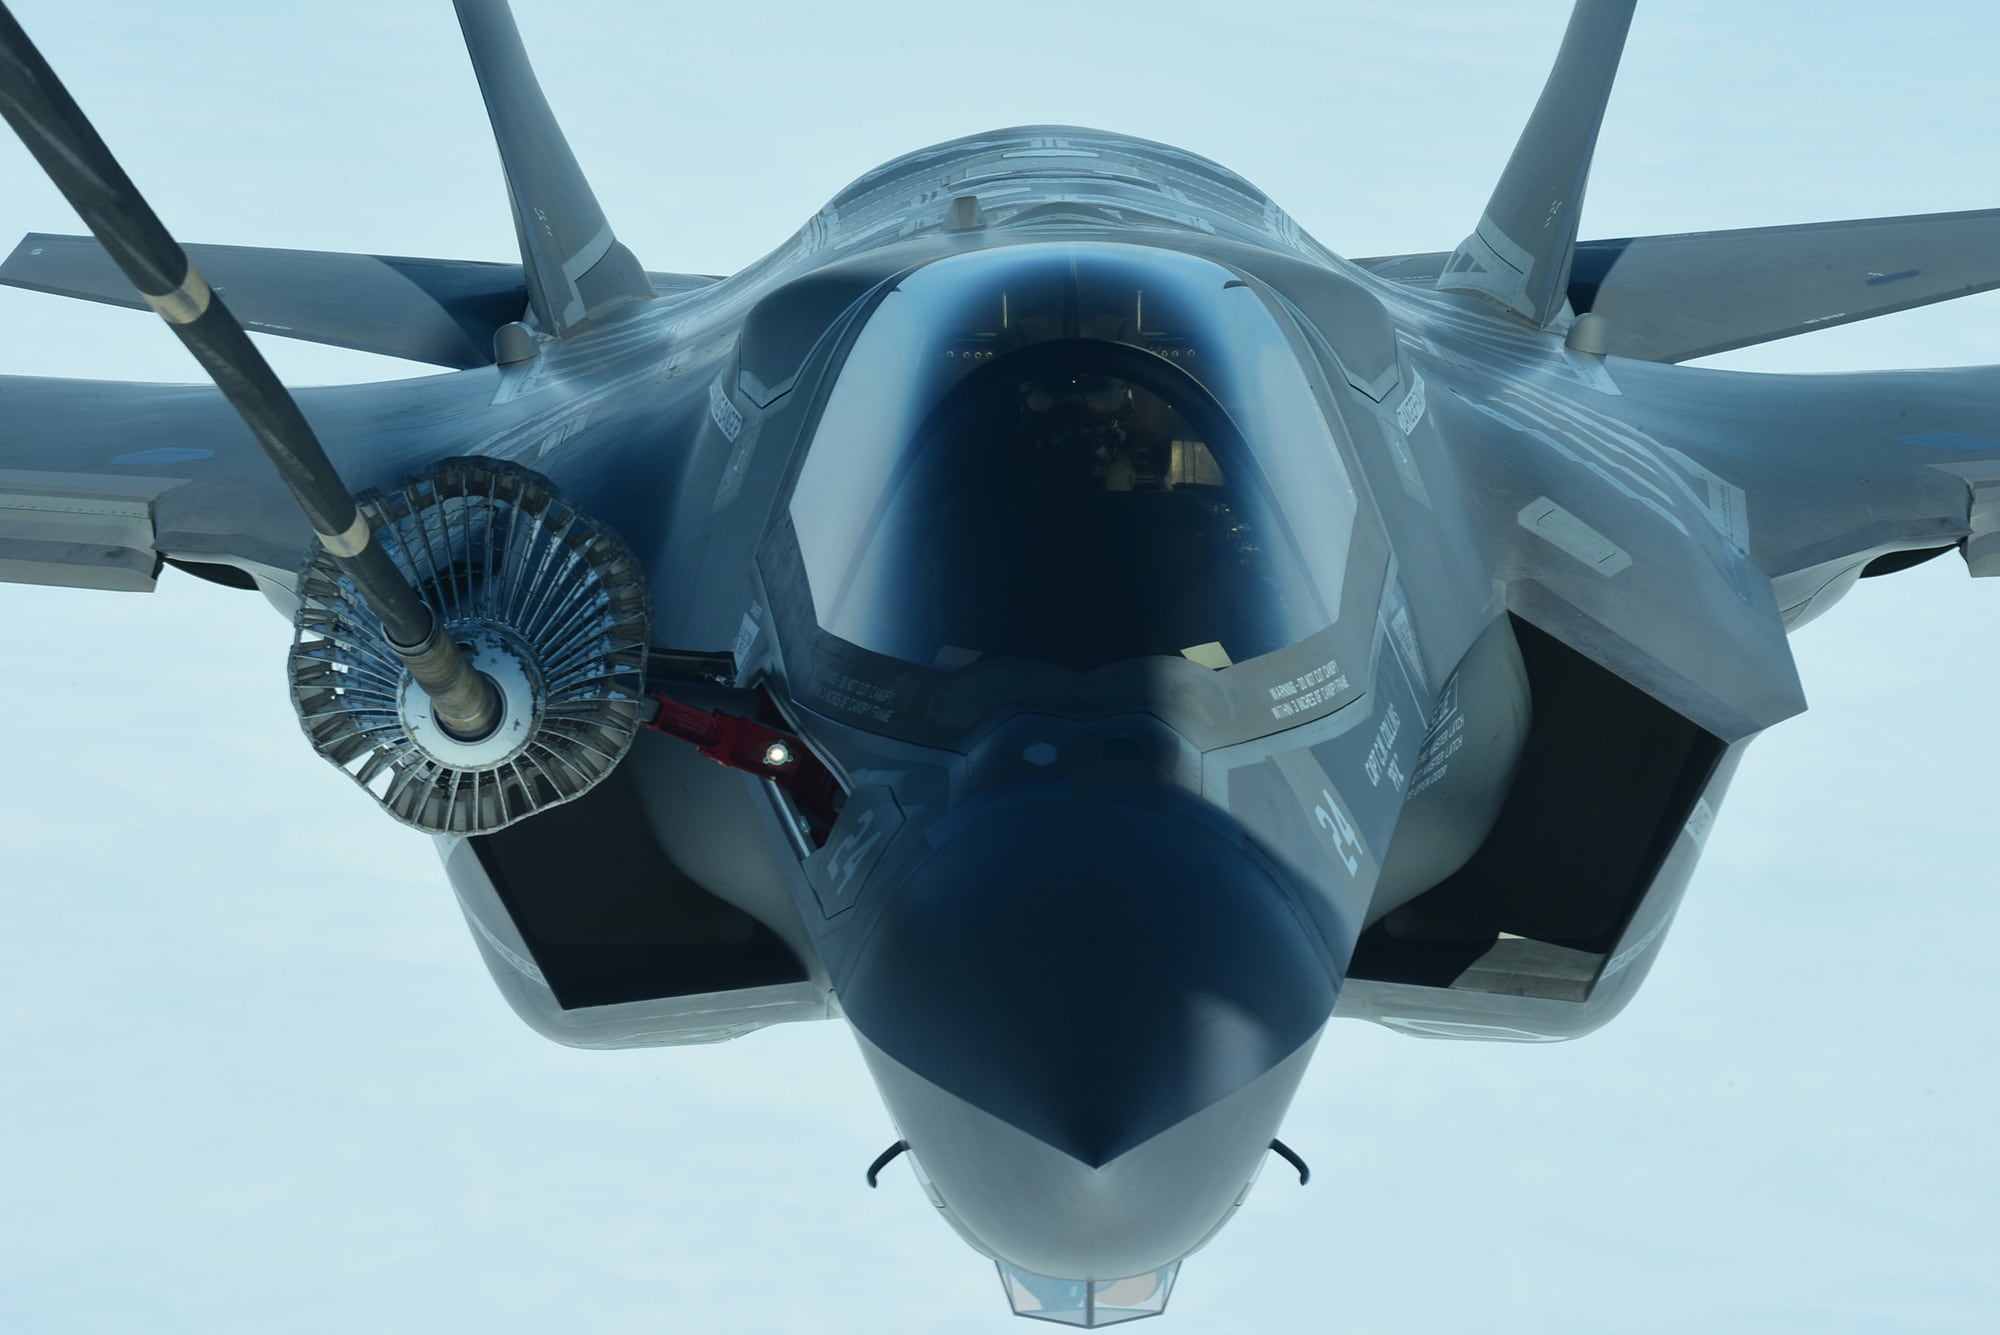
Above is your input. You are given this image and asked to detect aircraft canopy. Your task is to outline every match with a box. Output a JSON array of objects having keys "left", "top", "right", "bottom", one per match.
[{"left": 790, "top": 243, "right": 1359, "bottom": 674}]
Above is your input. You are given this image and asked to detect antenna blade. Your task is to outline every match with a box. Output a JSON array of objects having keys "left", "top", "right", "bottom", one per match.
[
  {"left": 454, "top": 0, "right": 653, "bottom": 335},
  {"left": 1437, "top": 0, "right": 1637, "bottom": 327}
]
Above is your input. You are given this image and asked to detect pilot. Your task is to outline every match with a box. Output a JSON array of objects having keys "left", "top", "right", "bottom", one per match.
[{"left": 1017, "top": 371, "right": 1142, "bottom": 491}]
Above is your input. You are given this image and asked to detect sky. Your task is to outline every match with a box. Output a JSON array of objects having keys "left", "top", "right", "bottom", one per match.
[{"left": 2, "top": 2, "right": 1999, "bottom": 1331}]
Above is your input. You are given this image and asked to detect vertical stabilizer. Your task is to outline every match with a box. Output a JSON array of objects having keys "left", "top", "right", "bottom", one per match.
[
  {"left": 454, "top": 0, "right": 653, "bottom": 335},
  {"left": 1437, "top": 0, "right": 1636, "bottom": 326}
]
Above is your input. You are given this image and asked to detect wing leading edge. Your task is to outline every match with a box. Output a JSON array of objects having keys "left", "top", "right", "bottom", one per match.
[
  {"left": 0, "top": 234, "right": 724, "bottom": 369},
  {"left": 1, "top": 234, "right": 526, "bottom": 369},
  {"left": 1364, "top": 209, "right": 2000, "bottom": 364}
]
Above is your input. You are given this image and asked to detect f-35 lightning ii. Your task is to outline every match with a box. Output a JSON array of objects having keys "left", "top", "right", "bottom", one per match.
[{"left": 4, "top": 0, "right": 1996, "bottom": 1324}]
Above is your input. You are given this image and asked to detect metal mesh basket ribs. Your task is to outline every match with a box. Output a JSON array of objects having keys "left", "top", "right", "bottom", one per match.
[{"left": 290, "top": 458, "right": 650, "bottom": 835}]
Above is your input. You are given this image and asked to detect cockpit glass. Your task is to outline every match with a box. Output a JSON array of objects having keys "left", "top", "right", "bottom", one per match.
[{"left": 789, "top": 244, "right": 1358, "bottom": 673}]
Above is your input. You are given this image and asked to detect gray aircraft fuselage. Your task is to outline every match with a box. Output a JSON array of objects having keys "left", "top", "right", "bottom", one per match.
[
  {"left": 8, "top": 16, "right": 1999, "bottom": 1300},
  {"left": 301, "top": 125, "right": 1983, "bottom": 1283}
]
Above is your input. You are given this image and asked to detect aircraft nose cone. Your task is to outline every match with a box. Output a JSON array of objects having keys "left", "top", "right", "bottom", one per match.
[{"left": 841, "top": 793, "right": 1336, "bottom": 1276}]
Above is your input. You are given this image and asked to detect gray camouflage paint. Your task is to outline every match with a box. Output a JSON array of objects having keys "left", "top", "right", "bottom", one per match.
[{"left": 5, "top": 0, "right": 1998, "bottom": 1304}]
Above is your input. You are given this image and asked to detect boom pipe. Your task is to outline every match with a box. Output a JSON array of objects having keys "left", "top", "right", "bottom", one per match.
[{"left": 0, "top": 3, "right": 499, "bottom": 738}]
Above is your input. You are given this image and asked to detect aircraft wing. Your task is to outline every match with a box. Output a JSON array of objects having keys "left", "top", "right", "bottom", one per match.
[
  {"left": 1605, "top": 358, "right": 2000, "bottom": 607},
  {"left": 0, "top": 373, "right": 480, "bottom": 595},
  {"left": 1361, "top": 209, "right": 2000, "bottom": 363},
  {"left": 0, "top": 375, "right": 287, "bottom": 591},
  {"left": 1, "top": 234, "right": 722, "bottom": 369}
]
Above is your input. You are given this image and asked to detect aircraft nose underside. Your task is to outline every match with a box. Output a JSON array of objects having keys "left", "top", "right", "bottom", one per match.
[{"left": 840, "top": 790, "right": 1334, "bottom": 1295}]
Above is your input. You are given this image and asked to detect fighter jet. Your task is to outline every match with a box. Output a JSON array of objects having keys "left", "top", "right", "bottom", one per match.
[{"left": 3, "top": 0, "right": 1996, "bottom": 1324}]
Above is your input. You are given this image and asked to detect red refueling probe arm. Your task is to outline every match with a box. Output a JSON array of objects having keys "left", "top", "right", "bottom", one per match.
[{"left": 642, "top": 693, "right": 843, "bottom": 842}]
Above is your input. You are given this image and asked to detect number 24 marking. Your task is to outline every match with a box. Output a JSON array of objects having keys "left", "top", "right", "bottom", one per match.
[{"left": 1314, "top": 788, "right": 1362, "bottom": 877}]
